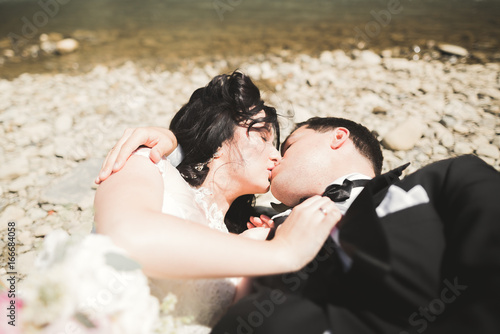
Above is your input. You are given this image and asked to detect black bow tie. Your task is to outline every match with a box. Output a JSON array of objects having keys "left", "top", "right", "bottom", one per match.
[{"left": 322, "top": 179, "right": 370, "bottom": 202}]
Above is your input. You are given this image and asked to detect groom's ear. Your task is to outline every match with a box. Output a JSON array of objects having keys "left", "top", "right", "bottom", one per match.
[{"left": 330, "top": 127, "right": 350, "bottom": 150}]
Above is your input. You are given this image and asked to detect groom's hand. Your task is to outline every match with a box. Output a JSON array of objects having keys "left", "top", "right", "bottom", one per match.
[{"left": 95, "top": 127, "right": 177, "bottom": 184}]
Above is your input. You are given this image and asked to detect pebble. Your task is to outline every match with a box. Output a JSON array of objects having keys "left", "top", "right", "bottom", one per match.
[
  {"left": 33, "top": 224, "right": 52, "bottom": 237},
  {"left": 7, "top": 176, "right": 33, "bottom": 193},
  {"left": 18, "top": 230, "right": 33, "bottom": 245},
  {"left": 476, "top": 144, "right": 500, "bottom": 160},
  {"left": 0, "top": 158, "right": 30, "bottom": 180},
  {"left": 54, "top": 115, "right": 73, "bottom": 133},
  {"left": 357, "top": 50, "right": 382, "bottom": 65},
  {"left": 382, "top": 119, "right": 426, "bottom": 151},
  {"left": 0, "top": 206, "right": 25, "bottom": 227},
  {"left": 454, "top": 142, "right": 475, "bottom": 155},
  {"left": 438, "top": 44, "right": 469, "bottom": 57},
  {"left": 56, "top": 38, "right": 79, "bottom": 54},
  {"left": 40, "top": 158, "right": 102, "bottom": 207}
]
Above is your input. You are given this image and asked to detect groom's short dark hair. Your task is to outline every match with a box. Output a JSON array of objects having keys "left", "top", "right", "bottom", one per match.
[{"left": 293, "top": 117, "right": 384, "bottom": 175}]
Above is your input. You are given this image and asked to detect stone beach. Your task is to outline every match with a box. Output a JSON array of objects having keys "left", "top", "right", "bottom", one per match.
[{"left": 0, "top": 49, "right": 499, "bottom": 287}]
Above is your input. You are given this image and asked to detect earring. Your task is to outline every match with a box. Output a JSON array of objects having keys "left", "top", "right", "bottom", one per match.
[
  {"left": 194, "top": 163, "right": 204, "bottom": 172},
  {"left": 213, "top": 150, "right": 222, "bottom": 158}
]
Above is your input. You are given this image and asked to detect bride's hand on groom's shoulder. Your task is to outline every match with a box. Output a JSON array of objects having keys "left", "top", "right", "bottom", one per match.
[
  {"left": 95, "top": 127, "right": 177, "bottom": 184},
  {"left": 273, "top": 196, "right": 342, "bottom": 271}
]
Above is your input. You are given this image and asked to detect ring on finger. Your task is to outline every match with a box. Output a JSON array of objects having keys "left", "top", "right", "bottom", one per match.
[{"left": 319, "top": 207, "right": 328, "bottom": 215}]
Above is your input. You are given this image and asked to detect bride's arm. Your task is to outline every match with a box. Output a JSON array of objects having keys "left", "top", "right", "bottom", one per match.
[{"left": 94, "top": 155, "right": 340, "bottom": 279}]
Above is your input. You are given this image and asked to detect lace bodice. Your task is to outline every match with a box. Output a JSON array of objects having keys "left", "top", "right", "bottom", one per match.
[{"left": 134, "top": 148, "right": 237, "bottom": 333}]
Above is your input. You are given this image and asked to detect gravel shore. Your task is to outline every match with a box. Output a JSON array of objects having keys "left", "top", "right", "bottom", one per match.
[{"left": 1, "top": 50, "right": 499, "bottom": 285}]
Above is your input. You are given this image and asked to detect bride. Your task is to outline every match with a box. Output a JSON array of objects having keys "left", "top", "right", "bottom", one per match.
[{"left": 93, "top": 71, "right": 340, "bottom": 332}]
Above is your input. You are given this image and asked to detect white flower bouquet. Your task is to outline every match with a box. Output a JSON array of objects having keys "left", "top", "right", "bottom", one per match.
[{"left": 18, "top": 230, "right": 161, "bottom": 334}]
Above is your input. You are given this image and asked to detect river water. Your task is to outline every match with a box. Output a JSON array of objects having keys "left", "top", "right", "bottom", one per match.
[{"left": 1, "top": 0, "right": 499, "bottom": 78}]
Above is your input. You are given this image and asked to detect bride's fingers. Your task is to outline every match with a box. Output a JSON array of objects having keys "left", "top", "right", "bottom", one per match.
[
  {"left": 259, "top": 215, "right": 274, "bottom": 228},
  {"left": 96, "top": 128, "right": 134, "bottom": 184},
  {"left": 249, "top": 216, "right": 264, "bottom": 228},
  {"left": 112, "top": 129, "right": 159, "bottom": 171}
]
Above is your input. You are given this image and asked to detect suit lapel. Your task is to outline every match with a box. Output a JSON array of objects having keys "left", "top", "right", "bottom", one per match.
[{"left": 338, "top": 163, "right": 409, "bottom": 279}]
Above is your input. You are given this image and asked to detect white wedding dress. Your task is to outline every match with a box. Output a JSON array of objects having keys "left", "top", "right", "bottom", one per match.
[
  {"left": 19, "top": 148, "right": 237, "bottom": 334},
  {"left": 134, "top": 148, "right": 238, "bottom": 334}
]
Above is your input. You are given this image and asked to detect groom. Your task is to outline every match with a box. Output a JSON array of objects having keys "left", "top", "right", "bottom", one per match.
[
  {"left": 99, "top": 117, "right": 500, "bottom": 333},
  {"left": 210, "top": 117, "right": 500, "bottom": 334}
]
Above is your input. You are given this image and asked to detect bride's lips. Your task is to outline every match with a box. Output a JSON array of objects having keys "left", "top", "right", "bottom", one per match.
[{"left": 268, "top": 164, "right": 278, "bottom": 181}]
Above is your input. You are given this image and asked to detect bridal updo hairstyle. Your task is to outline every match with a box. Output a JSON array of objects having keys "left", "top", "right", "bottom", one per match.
[{"left": 169, "top": 71, "right": 280, "bottom": 233}]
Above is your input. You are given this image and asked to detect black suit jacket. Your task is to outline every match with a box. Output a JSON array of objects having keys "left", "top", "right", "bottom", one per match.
[
  {"left": 316, "top": 155, "right": 500, "bottom": 333},
  {"left": 213, "top": 155, "right": 500, "bottom": 334}
]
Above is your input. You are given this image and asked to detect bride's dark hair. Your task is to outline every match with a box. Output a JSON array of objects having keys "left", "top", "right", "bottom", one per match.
[{"left": 169, "top": 71, "right": 280, "bottom": 233}]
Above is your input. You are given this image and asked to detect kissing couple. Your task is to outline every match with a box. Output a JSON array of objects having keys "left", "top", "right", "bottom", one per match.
[{"left": 39, "top": 71, "right": 500, "bottom": 334}]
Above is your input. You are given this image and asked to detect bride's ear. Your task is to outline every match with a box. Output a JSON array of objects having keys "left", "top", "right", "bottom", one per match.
[
  {"left": 213, "top": 150, "right": 222, "bottom": 159},
  {"left": 330, "top": 127, "right": 350, "bottom": 150}
]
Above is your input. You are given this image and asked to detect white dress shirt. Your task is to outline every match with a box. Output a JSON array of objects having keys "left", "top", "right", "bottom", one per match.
[{"left": 272, "top": 172, "right": 372, "bottom": 271}]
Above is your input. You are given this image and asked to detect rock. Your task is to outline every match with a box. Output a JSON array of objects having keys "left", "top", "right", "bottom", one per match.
[
  {"left": 479, "top": 88, "right": 500, "bottom": 101},
  {"left": 476, "top": 144, "right": 500, "bottom": 160},
  {"left": 40, "top": 41, "right": 57, "bottom": 54},
  {"left": 17, "top": 250, "right": 37, "bottom": 276},
  {"left": 17, "top": 230, "right": 34, "bottom": 245},
  {"left": 3, "top": 49, "right": 14, "bottom": 58},
  {"left": 46, "top": 32, "right": 64, "bottom": 42},
  {"left": 484, "top": 104, "right": 500, "bottom": 116},
  {"left": 33, "top": 224, "right": 53, "bottom": 237},
  {"left": 381, "top": 49, "right": 393, "bottom": 58},
  {"left": 319, "top": 51, "right": 334, "bottom": 64},
  {"left": 7, "top": 175, "right": 33, "bottom": 193},
  {"left": 0, "top": 206, "right": 25, "bottom": 228},
  {"left": 54, "top": 115, "right": 73, "bottom": 133},
  {"left": 17, "top": 217, "right": 33, "bottom": 228},
  {"left": 27, "top": 207, "right": 48, "bottom": 221},
  {"left": 453, "top": 123, "right": 470, "bottom": 135},
  {"left": 437, "top": 44, "right": 468, "bottom": 57},
  {"left": 383, "top": 58, "right": 411, "bottom": 71},
  {"left": 439, "top": 116, "right": 457, "bottom": 128},
  {"left": 382, "top": 119, "right": 426, "bottom": 151},
  {"left": 0, "top": 158, "right": 29, "bottom": 180},
  {"left": 357, "top": 50, "right": 381, "bottom": 65},
  {"left": 245, "top": 64, "right": 261, "bottom": 79},
  {"left": 331, "top": 50, "right": 351, "bottom": 66},
  {"left": 54, "top": 136, "right": 89, "bottom": 161},
  {"left": 24, "top": 123, "right": 52, "bottom": 142},
  {"left": 493, "top": 135, "right": 500, "bottom": 148},
  {"left": 454, "top": 142, "right": 474, "bottom": 155},
  {"left": 433, "top": 145, "right": 449, "bottom": 156},
  {"left": 56, "top": 38, "right": 79, "bottom": 54},
  {"left": 471, "top": 136, "right": 490, "bottom": 147},
  {"left": 40, "top": 158, "right": 101, "bottom": 207},
  {"left": 433, "top": 123, "right": 455, "bottom": 149},
  {"left": 372, "top": 106, "right": 387, "bottom": 115}
]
